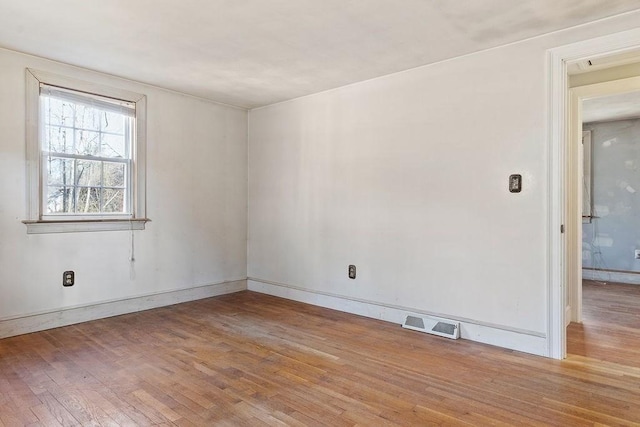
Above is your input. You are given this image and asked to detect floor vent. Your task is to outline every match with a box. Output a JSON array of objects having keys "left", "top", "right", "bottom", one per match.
[{"left": 402, "top": 315, "right": 460, "bottom": 339}]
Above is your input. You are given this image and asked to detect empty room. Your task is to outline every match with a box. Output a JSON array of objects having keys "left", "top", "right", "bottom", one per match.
[{"left": 2, "top": 1, "right": 640, "bottom": 425}]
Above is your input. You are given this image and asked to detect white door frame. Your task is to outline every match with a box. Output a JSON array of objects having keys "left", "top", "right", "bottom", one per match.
[{"left": 547, "top": 27, "right": 640, "bottom": 359}]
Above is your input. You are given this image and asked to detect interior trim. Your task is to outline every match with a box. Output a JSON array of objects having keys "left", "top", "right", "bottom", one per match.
[
  {"left": 0, "top": 279, "right": 247, "bottom": 339},
  {"left": 23, "top": 218, "right": 150, "bottom": 234},
  {"left": 547, "top": 26, "right": 640, "bottom": 360},
  {"left": 248, "top": 278, "right": 547, "bottom": 356}
]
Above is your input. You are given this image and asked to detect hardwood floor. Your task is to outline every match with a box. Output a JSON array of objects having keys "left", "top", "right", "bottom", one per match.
[
  {"left": 2, "top": 291, "right": 640, "bottom": 426},
  {"left": 568, "top": 279, "right": 640, "bottom": 367}
]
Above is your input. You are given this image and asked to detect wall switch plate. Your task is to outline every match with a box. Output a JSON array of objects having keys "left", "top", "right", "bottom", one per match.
[
  {"left": 348, "top": 265, "right": 356, "bottom": 279},
  {"left": 509, "top": 174, "right": 522, "bottom": 193},
  {"left": 63, "top": 271, "right": 74, "bottom": 287},
  {"left": 635, "top": 250, "right": 640, "bottom": 260}
]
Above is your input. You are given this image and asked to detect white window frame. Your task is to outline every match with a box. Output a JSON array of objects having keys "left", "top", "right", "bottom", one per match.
[{"left": 23, "top": 69, "right": 148, "bottom": 233}]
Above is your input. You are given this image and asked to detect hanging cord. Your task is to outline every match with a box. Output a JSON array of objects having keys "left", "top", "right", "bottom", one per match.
[
  {"left": 129, "top": 219, "right": 136, "bottom": 280},
  {"left": 130, "top": 224, "right": 135, "bottom": 261},
  {"left": 582, "top": 158, "right": 610, "bottom": 284},
  {"left": 588, "top": 213, "right": 610, "bottom": 285}
]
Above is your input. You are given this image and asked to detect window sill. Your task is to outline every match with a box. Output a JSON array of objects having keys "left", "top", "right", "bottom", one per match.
[{"left": 22, "top": 218, "right": 150, "bottom": 234}]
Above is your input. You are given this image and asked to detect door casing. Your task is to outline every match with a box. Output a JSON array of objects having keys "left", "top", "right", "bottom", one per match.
[{"left": 547, "top": 27, "right": 640, "bottom": 359}]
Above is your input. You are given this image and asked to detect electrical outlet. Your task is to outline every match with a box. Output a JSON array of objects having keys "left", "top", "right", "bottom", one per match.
[
  {"left": 63, "top": 271, "right": 74, "bottom": 287},
  {"left": 509, "top": 174, "right": 522, "bottom": 193},
  {"left": 348, "top": 265, "right": 356, "bottom": 279},
  {"left": 635, "top": 250, "right": 640, "bottom": 260}
]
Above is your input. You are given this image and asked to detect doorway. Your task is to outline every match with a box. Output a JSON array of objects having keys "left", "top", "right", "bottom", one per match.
[
  {"left": 547, "top": 28, "right": 640, "bottom": 359},
  {"left": 565, "top": 78, "right": 640, "bottom": 365},
  {"left": 567, "top": 76, "right": 640, "bottom": 324}
]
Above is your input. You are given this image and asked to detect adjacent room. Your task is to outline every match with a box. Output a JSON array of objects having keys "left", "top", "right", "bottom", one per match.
[
  {"left": 566, "top": 77, "right": 640, "bottom": 366},
  {"left": 2, "top": 1, "right": 640, "bottom": 424}
]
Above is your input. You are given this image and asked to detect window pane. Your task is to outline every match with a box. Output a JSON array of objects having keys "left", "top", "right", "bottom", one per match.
[
  {"left": 102, "top": 188, "right": 125, "bottom": 213},
  {"left": 35, "top": 82, "right": 141, "bottom": 219},
  {"left": 46, "top": 157, "right": 74, "bottom": 186},
  {"left": 101, "top": 133, "right": 127, "bottom": 158},
  {"left": 44, "top": 125, "right": 72, "bottom": 153},
  {"left": 76, "top": 160, "right": 102, "bottom": 187},
  {"left": 75, "top": 130, "right": 101, "bottom": 156},
  {"left": 102, "top": 111, "right": 126, "bottom": 135},
  {"left": 43, "top": 98, "right": 74, "bottom": 127},
  {"left": 46, "top": 186, "right": 74, "bottom": 214},
  {"left": 74, "top": 104, "right": 102, "bottom": 131},
  {"left": 103, "top": 162, "right": 126, "bottom": 187},
  {"left": 75, "top": 187, "right": 101, "bottom": 213}
]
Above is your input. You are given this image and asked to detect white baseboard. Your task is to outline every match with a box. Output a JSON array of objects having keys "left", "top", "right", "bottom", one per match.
[
  {"left": 582, "top": 269, "right": 640, "bottom": 285},
  {"left": 0, "top": 279, "right": 247, "bottom": 339},
  {"left": 247, "top": 278, "right": 547, "bottom": 357}
]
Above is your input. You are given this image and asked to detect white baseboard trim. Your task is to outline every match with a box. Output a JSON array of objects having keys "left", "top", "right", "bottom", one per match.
[
  {"left": 582, "top": 269, "right": 640, "bottom": 285},
  {"left": 0, "top": 279, "right": 247, "bottom": 339},
  {"left": 247, "top": 279, "right": 547, "bottom": 357}
]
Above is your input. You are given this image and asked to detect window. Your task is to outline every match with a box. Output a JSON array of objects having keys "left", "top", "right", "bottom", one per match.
[
  {"left": 24, "top": 69, "right": 148, "bottom": 233},
  {"left": 41, "top": 85, "right": 134, "bottom": 216}
]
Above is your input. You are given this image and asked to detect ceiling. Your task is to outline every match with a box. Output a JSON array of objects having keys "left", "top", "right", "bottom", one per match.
[
  {"left": 583, "top": 90, "right": 640, "bottom": 123},
  {"left": 2, "top": 1, "right": 640, "bottom": 109}
]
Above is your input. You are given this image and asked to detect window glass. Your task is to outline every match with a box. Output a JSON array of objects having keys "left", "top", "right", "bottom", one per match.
[{"left": 40, "top": 84, "right": 134, "bottom": 216}]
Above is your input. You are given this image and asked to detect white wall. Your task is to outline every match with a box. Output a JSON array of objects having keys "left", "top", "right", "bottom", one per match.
[
  {"left": 247, "top": 11, "right": 640, "bottom": 353},
  {"left": 583, "top": 119, "right": 640, "bottom": 279},
  {"left": 0, "top": 48, "right": 247, "bottom": 324}
]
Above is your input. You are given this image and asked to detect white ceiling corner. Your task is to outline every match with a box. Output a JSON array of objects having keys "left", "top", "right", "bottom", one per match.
[{"left": 1, "top": 0, "right": 640, "bottom": 109}]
